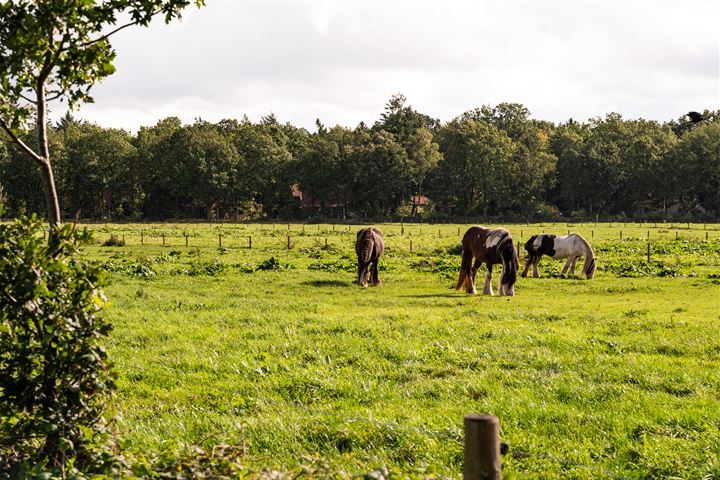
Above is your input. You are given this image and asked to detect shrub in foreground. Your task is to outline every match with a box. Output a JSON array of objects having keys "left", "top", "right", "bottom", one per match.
[{"left": 0, "top": 214, "right": 114, "bottom": 475}]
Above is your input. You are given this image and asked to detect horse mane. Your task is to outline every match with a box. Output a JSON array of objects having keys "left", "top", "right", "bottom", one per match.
[
  {"left": 497, "top": 232, "right": 518, "bottom": 287},
  {"left": 574, "top": 234, "right": 596, "bottom": 278}
]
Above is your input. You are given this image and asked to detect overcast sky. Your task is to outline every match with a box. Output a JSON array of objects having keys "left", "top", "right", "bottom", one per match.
[{"left": 70, "top": 0, "right": 720, "bottom": 132}]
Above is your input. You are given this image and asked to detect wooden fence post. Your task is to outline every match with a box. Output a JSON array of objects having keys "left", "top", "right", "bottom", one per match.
[
  {"left": 647, "top": 242, "right": 651, "bottom": 263},
  {"left": 410, "top": 239, "right": 413, "bottom": 252},
  {"left": 141, "top": 231, "right": 144, "bottom": 245},
  {"left": 162, "top": 234, "right": 165, "bottom": 246},
  {"left": 185, "top": 234, "right": 188, "bottom": 247},
  {"left": 464, "top": 414, "right": 502, "bottom": 480},
  {"left": 248, "top": 236, "right": 252, "bottom": 249},
  {"left": 287, "top": 235, "right": 291, "bottom": 249}
]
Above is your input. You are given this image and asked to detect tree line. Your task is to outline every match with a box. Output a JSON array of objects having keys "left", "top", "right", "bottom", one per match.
[{"left": 1, "top": 95, "right": 718, "bottom": 221}]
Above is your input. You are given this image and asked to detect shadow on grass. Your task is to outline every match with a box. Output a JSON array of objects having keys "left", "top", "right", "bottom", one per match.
[
  {"left": 302, "top": 280, "right": 352, "bottom": 288},
  {"left": 398, "top": 293, "right": 460, "bottom": 298}
]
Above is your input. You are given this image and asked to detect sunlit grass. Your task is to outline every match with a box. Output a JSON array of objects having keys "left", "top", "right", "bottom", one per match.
[{"left": 79, "top": 222, "right": 720, "bottom": 479}]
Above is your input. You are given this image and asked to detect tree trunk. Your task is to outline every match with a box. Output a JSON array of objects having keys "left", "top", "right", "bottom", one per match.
[{"left": 36, "top": 80, "right": 61, "bottom": 243}]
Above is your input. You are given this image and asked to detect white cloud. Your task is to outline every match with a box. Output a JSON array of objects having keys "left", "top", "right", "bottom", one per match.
[{"left": 72, "top": 0, "right": 720, "bottom": 131}]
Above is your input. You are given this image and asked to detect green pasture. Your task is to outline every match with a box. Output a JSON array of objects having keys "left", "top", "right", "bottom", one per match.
[{"left": 79, "top": 222, "right": 720, "bottom": 479}]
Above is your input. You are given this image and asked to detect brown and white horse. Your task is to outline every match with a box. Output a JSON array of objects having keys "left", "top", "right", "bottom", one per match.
[
  {"left": 355, "top": 227, "right": 384, "bottom": 287},
  {"left": 521, "top": 233, "right": 596, "bottom": 279},
  {"left": 456, "top": 226, "right": 518, "bottom": 296}
]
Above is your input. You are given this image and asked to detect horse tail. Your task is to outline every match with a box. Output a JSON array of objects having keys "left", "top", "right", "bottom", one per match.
[
  {"left": 456, "top": 241, "right": 473, "bottom": 291},
  {"left": 576, "top": 234, "right": 596, "bottom": 279},
  {"left": 524, "top": 235, "right": 538, "bottom": 263},
  {"left": 359, "top": 228, "right": 374, "bottom": 263}
]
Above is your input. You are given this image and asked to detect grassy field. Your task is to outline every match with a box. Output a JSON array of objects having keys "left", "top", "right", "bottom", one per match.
[{"left": 80, "top": 222, "right": 720, "bottom": 479}]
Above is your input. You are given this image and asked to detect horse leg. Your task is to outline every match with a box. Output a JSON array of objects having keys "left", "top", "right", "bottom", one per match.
[
  {"left": 471, "top": 259, "right": 481, "bottom": 284},
  {"left": 483, "top": 264, "right": 494, "bottom": 295},
  {"left": 466, "top": 259, "right": 478, "bottom": 294},
  {"left": 570, "top": 256, "right": 579, "bottom": 276},
  {"left": 358, "top": 262, "right": 369, "bottom": 287},
  {"left": 532, "top": 257, "right": 541, "bottom": 278},
  {"left": 372, "top": 260, "right": 381, "bottom": 285},
  {"left": 521, "top": 256, "right": 533, "bottom": 278},
  {"left": 560, "top": 257, "right": 572, "bottom": 278}
]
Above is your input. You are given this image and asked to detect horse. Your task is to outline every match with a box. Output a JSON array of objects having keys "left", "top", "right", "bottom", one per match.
[
  {"left": 521, "top": 233, "right": 596, "bottom": 279},
  {"left": 355, "top": 227, "right": 384, "bottom": 287},
  {"left": 456, "top": 226, "right": 518, "bottom": 296}
]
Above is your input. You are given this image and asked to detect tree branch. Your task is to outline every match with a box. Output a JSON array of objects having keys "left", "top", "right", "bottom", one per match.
[
  {"left": 80, "top": 8, "right": 163, "bottom": 48},
  {"left": 18, "top": 92, "right": 36, "bottom": 103},
  {"left": 0, "top": 116, "right": 46, "bottom": 166}
]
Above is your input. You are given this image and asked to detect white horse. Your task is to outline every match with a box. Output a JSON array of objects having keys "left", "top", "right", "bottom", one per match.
[{"left": 521, "top": 233, "right": 596, "bottom": 279}]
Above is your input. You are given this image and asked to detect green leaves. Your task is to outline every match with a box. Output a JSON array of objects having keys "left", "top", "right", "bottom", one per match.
[
  {"left": 0, "top": 216, "right": 114, "bottom": 472},
  {"left": 0, "top": 0, "right": 204, "bottom": 143}
]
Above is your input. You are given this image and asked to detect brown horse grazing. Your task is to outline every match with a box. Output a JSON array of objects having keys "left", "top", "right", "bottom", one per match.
[
  {"left": 355, "top": 227, "right": 384, "bottom": 287},
  {"left": 456, "top": 226, "right": 518, "bottom": 296}
]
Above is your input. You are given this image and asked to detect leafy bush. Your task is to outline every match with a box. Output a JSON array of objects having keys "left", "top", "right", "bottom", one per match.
[
  {"left": 257, "top": 257, "right": 294, "bottom": 271},
  {"left": 101, "top": 235, "right": 125, "bottom": 247},
  {"left": 184, "top": 259, "right": 228, "bottom": 276},
  {"left": 0, "top": 215, "right": 115, "bottom": 472},
  {"left": 308, "top": 259, "right": 356, "bottom": 272}
]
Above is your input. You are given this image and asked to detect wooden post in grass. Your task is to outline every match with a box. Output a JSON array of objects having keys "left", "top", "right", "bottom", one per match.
[
  {"left": 287, "top": 235, "right": 291, "bottom": 249},
  {"left": 218, "top": 234, "right": 222, "bottom": 249},
  {"left": 185, "top": 234, "right": 188, "bottom": 247},
  {"left": 620, "top": 230, "right": 622, "bottom": 240},
  {"left": 410, "top": 239, "right": 413, "bottom": 252},
  {"left": 162, "top": 234, "right": 165, "bottom": 246},
  {"left": 676, "top": 231, "right": 679, "bottom": 240},
  {"left": 141, "top": 231, "right": 144, "bottom": 245},
  {"left": 464, "top": 414, "right": 502, "bottom": 480},
  {"left": 592, "top": 230, "right": 594, "bottom": 239},
  {"left": 647, "top": 242, "right": 651, "bottom": 263},
  {"left": 248, "top": 236, "right": 252, "bottom": 249},
  {"left": 122, "top": 234, "right": 125, "bottom": 245}
]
